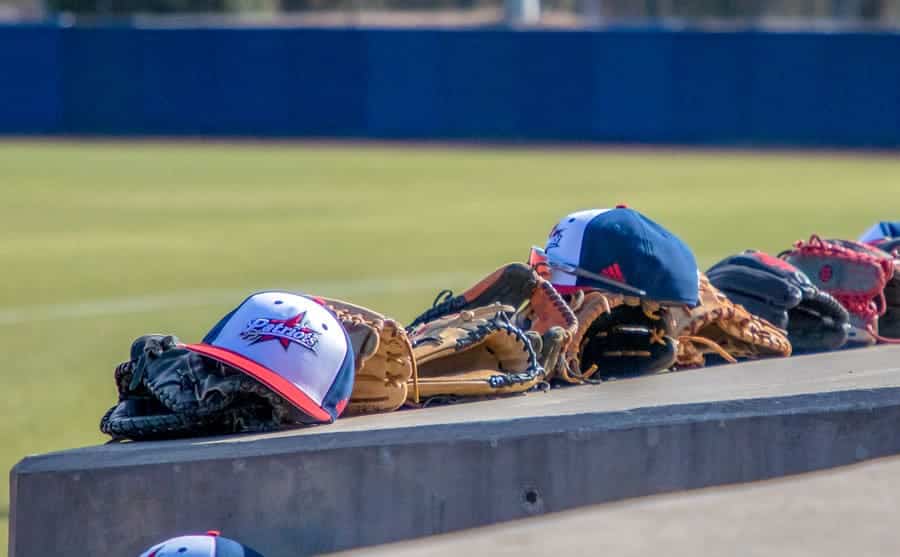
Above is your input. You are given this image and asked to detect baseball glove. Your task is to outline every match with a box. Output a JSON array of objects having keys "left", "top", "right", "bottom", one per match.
[
  {"left": 883, "top": 260, "right": 900, "bottom": 339},
  {"left": 672, "top": 274, "right": 792, "bottom": 368},
  {"left": 781, "top": 235, "right": 898, "bottom": 345},
  {"left": 875, "top": 239, "right": 900, "bottom": 340},
  {"left": 560, "top": 290, "right": 678, "bottom": 382},
  {"left": 100, "top": 335, "right": 305, "bottom": 441},
  {"left": 408, "top": 303, "right": 544, "bottom": 401},
  {"left": 864, "top": 239, "right": 900, "bottom": 340},
  {"left": 318, "top": 297, "right": 417, "bottom": 414},
  {"left": 874, "top": 238, "right": 900, "bottom": 257},
  {"left": 707, "top": 250, "right": 850, "bottom": 353},
  {"left": 407, "top": 263, "right": 577, "bottom": 379}
]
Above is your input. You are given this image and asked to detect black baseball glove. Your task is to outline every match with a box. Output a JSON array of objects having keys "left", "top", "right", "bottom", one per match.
[
  {"left": 872, "top": 238, "right": 900, "bottom": 339},
  {"left": 707, "top": 250, "right": 850, "bottom": 353},
  {"left": 100, "top": 335, "right": 307, "bottom": 441}
]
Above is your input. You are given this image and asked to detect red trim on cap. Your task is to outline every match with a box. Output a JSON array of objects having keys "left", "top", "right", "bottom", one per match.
[{"left": 184, "top": 343, "right": 332, "bottom": 423}]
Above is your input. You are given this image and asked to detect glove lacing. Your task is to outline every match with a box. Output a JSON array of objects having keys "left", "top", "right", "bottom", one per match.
[
  {"left": 406, "top": 289, "right": 467, "bottom": 331},
  {"left": 677, "top": 335, "right": 738, "bottom": 364}
]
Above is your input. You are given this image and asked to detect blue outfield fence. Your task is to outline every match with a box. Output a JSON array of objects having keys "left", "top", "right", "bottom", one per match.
[{"left": 1, "top": 25, "right": 899, "bottom": 146}]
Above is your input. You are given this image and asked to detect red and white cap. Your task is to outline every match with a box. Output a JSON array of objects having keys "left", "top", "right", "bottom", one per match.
[{"left": 185, "top": 291, "right": 355, "bottom": 423}]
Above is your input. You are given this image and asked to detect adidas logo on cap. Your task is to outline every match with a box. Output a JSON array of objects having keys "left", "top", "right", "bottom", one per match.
[{"left": 543, "top": 207, "right": 699, "bottom": 305}]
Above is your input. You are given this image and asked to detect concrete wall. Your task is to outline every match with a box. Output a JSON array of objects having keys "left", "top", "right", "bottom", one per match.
[
  {"left": 14, "top": 348, "right": 900, "bottom": 555},
  {"left": 2, "top": 25, "right": 900, "bottom": 146},
  {"left": 11, "top": 385, "right": 900, "bottom": 555}
]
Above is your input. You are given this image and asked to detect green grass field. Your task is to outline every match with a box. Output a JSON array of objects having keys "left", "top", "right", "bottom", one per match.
[{"left": 1, "top": 141, "right": 898, "bottom": 553}]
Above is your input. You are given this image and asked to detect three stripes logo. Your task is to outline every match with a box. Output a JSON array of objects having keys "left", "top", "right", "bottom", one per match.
[{"left": 600, "top": 263, "right": 625, "bottom": 283}]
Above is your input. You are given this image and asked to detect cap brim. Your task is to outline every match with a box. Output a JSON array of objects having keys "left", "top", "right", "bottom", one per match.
[
  {"left": 184, "top": 343, "right": 333, "bottom": 423},
  {"left": 552, "top": 283, "right": 695, "bottom": 307}
]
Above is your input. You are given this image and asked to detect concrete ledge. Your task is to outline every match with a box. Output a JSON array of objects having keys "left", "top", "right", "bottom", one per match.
[{"left": 10, "top": 347, "right": 900, "bottom": 556}]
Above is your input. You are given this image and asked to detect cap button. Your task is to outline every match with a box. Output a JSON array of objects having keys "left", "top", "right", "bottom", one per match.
[
  {"left": 206, "top": 530, "right": 221, "bottom": 537},
  {"left": 615, "top": 204, "right": 628, "bottom": 209}
]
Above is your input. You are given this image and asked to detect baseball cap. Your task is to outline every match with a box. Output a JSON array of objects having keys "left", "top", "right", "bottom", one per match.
[
  {"left": 859, "top": 221, "right": 900, "bottom": 244},
  {"left": 140, "top": 530, "right": 264, "bottom": 557},
  {"left": 533, "top": 206, "right": 699, "bottom": 305},
  {"left": 185, "top": 291, "right": 355, "bottom": 424}
]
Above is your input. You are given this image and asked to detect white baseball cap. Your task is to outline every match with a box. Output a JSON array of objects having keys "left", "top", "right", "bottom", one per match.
[{"left": 185, "top": 291, "right": 355, "bottom": 423}]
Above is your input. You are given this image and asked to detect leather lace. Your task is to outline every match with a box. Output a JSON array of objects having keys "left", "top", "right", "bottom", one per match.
[
  {"left": 406, "top": 289, "right": 467, "bottom": 331},
  {"left": 678, "top": 335, "right": 738, "bottom": 363}
]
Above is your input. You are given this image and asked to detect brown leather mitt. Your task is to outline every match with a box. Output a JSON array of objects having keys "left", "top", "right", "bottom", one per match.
[
  {"left": 319, "top": 297, "right": 418, "bottom": 415},
  {"left": 672, "top": 274, "right": 792, "bottom": 368},
  {"left": 407, "top": 303, "right": 544, "bottom": 401},
  {"left": 561, "top": 291, "right": 678, "bottom": 382},
  {"left": 407, "top": 263, "right": 577, "bottom": 379}
]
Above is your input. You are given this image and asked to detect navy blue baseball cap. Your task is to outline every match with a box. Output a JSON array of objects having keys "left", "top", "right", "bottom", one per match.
[{"left": 535, "top": 206, "right": 699, "bottom": 305}]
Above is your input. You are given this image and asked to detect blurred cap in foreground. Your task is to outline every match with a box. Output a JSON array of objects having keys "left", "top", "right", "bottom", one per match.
[
  {"left": 859, "top": 221, "right": 900, "bottom": 244},
  {"left": 140, "top": 530, "right": 264, "bottom": 557}
]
